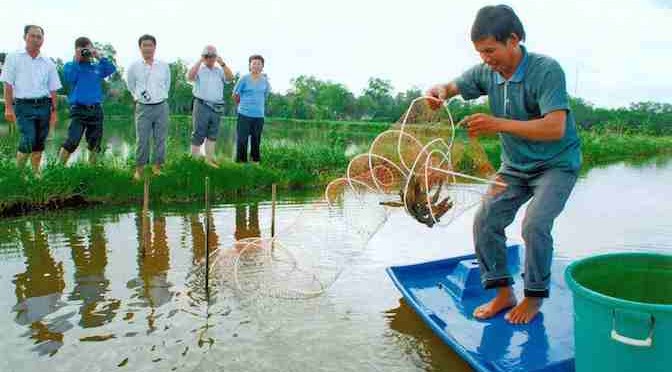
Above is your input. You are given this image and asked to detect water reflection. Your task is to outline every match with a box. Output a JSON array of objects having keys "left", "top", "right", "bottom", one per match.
[
  {"left": 385, "top": 300, "right": 472, "bottom": 371},
  {"left": 235, "top": 203, "right": 261, "bottom": 241},
  {"left": 65, "top": 218, "right": 120, "bottom": 329},
  {"left": 476, "top": 314, "right": 549, "bottom": 370},
  {"left": 129, "top": 211, "right": 173, "bottom": 333},
  {"left": 12, "top": 220, "right": 68, "bottom": 356},
  {"left": 185, "top": 212, "right": 220, "bottom": 302}
]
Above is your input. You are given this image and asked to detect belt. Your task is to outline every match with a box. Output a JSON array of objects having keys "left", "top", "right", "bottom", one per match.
[
  {"left": 195, "top": 97, "right": 225, "bottom": 110},
  {"left": 138, "top": 100, "right": 165, "bottom": 106},
  {"left": 15, "top": 97, "right": 50, "bottom": 104},
  {"left": 72, "top": 103, "right": 101, "bottom": 109},
  {"left": 195, "top": 97, "right": 222, "bottom": 105}
]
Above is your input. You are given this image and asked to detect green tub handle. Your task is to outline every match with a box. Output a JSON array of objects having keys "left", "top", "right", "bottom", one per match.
[{"left": 610, "top": 309, "right": 655, "bottom": 348}]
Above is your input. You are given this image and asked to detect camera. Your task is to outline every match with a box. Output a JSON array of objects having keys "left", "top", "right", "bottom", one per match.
[
  {"left": 140, "top": 90, "right": 152, "bottom": 102},
  {"left": 81, "top": 48, "right": 92, "bottom": 58}
]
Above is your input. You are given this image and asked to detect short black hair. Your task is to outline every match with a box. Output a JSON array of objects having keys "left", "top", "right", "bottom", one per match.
[
  {"left": 24, "top": 25, "right": 44, "bottom": 37},
  {"left": 249, "top": 54, "right": 265, "bottom": 65},
  {"left": 75, "top": 37, "right": 92, "bottom": 48},
  {"left": 138, "top": 34, "right": 157, "bottom": 47},
  {"left": 471, "top": 5, "right": 525, "bottom": 43}
]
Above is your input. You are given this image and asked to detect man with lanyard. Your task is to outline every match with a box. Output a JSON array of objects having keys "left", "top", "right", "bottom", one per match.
[
  {"left": 126, "top": 34, "right": 171, "bottom": 181},
  {"left": 59, "top": 37, "right": 117, "bottom": 165},
  {"left": 186, "top": 45, "right": 233, "bottom": 167},
  {"left": 1, "top": 25, "right": 61, "bottom": 175},
  {"left": 426, "top": 5, "right": 581, "bottom": 324}
]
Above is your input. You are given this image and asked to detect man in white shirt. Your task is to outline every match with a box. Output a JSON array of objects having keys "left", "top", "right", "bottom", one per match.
[
  {"left": 125, "top": 34, "right": 171, "bottom": 181},
  {"left": 186, "top": 45, "right": 233, "bottom": 167},
  {"left": 0, "top": 25, "right": 62, "bottom": 174}
]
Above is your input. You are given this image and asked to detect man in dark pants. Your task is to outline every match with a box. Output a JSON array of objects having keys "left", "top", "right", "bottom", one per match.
[
  {"left": 1, "top": 25, "right": 61, "bottom": 175},
  {"left": 59, "top": 37, "right": 117, "bottom": 165},
  {"left": 426, "top": 5, "right": 581, "bottom": 324}
]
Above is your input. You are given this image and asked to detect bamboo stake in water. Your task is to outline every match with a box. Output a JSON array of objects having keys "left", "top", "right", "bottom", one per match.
[
  {"left": 143, "top": 177, "right": 150, "bottom": 212},
  {"left": 271, "top": 183, "right": 277, "bottom": 237},
  {"left": 204, "top": 176, "right": 210, "bottom": 301}
]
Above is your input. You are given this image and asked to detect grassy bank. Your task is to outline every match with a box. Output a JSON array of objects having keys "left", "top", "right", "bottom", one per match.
[{"left": 2, "top": 117, "right": 672, "bottom": 216}]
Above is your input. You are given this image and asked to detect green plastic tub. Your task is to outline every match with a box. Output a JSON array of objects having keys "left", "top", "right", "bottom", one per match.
[{"left": 565, "top": 253, "right": 672, "bottom": 372}]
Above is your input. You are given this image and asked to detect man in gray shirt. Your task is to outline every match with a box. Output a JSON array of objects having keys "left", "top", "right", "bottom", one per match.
[
  {"left": 186, "top": 45, "right": 233, "bottom": 167},
  {"left": 126, "top": 34, "right": 171, "bottom": 181},
  {"left": 426, "top": 5, "right": 581, "bottom": 325}
]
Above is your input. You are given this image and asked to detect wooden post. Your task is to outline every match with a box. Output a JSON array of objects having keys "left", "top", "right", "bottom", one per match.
[
  {"left": 271, "top": 183, "right": 277, "bottom": 237},
  {"left": 142, "top": 177, "right": 150, "bottom": 256},
  {"left": 143, "top": 177, "right": 150, "bottom": 212},
  {"left": 204, "top": 176, "right": 210, "bottom": 301}
]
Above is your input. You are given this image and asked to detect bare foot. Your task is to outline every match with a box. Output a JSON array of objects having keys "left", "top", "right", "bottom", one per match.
[
  {"left": 505, "top": 297, "right": 543, "bottom": 324},
  {"left": 133, "top": 170, "right": 142, "bottom": 182},
  {"left": 152, "top": 165, "right": 162, "bottom": 176},
  {"left": 473, "top": 287, "right": 517, "bottom": 320},
  {"left": 205, "top": 158, "right": 219, "bottom": 168}
]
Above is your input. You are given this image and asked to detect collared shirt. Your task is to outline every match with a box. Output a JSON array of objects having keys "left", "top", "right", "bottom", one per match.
[
  {"left": 64, "top": 57, "right": 117, "bottom": 105},
  {"left": 0, "top": 50, "right": 62, "bottom": 98},
  {"left": 455, "top": 45, "right": 581, "bottom": 173},
  {"left": 125, "top": 59, "right": 171, "bottom": 104},
  {"left": 233, "top": 74, "right": 271, "bottom": 118},
  {"left": 192, "top": 65, "right": 230, "bottom": 103}
]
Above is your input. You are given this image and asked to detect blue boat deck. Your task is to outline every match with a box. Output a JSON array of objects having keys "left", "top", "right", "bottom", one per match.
[{"left": 386, "top": 245, "right": 575, "bottom": 372}]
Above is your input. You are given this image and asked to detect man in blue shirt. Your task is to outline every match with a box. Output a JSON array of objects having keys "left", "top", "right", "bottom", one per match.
[
  {"left": 427, "top": 5, "right": 581, "bottom": 324},
  {"left": 59, "top": 37, "right": 116, "bottom": 164}
]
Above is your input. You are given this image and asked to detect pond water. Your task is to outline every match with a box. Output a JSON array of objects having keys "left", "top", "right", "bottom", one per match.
[
  {"left": 0, "top": 117, "right": 378, "bottom": 163},
  {"left": 1, "top": 157, "right": 671, "bottom": 372}
]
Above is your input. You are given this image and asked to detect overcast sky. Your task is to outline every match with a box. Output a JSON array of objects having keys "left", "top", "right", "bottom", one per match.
[{"left": 2, "top": 0, "right": 671, "bottom": 108}]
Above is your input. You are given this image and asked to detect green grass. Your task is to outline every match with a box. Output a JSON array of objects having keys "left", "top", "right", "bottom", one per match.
[{"left": 0, "top": 137, "right": 348, "bottom": 216}]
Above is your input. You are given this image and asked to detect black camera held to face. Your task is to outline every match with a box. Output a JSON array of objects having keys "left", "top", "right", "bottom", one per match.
[{"left": 80, "top": 47, "right": 98, "bottom": 60}]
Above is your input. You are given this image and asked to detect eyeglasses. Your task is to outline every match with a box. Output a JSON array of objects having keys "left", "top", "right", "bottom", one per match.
[{"left": 203, "top": 54, "right": 216, "bottom": 58}]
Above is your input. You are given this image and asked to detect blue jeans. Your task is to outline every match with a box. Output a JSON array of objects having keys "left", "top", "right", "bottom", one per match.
[
  {"left": 14, "top": 100, "right": 51, "bottom": 154},
  {"left": 473, "top": 166, "right": 578, "bottom": 297}
]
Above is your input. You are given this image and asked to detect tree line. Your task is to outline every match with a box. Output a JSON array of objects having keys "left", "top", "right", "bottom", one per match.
[{"left": 2, "top": 43, "right": 671, "bottom": 135}]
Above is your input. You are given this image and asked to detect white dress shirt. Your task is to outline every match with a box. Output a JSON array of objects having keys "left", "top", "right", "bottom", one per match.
[
  {"left": 125, "top": 59, "right": 171, "bottom": 104},
  {"left": 0, "top": 50, "right": 62, "bottom": 98}
]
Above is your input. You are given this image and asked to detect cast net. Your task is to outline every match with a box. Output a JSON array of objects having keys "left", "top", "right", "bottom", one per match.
[{"left": 209, "top": 97, "right": 502, "bottom": 302}]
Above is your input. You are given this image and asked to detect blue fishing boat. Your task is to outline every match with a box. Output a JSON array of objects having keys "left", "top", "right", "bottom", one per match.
[{"left": 386, "top": 245, "right": 575, "bottom": 372}]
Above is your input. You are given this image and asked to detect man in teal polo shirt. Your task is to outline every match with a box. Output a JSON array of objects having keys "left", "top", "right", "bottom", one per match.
[{"left": 427, "top": 4, "right": 581, "bottom": 324}]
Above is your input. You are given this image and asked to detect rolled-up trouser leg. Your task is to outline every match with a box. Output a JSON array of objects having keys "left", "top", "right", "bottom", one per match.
[
  {"left": 14, "top": 102, "right": 36, "bottom": 154},
  {"left": 152, "top": 102, "right": 169, "bottom": 165},
  {"left": 62, "top": 106, "right": 86, "bottom": 153},
  {"left": 32, "top": 104, "right": 51, "bottom": 153},
  {"left": 83, "top": 106, "right": 104, "bottom": 153},
  {"left": 191, "top": 100, "right": 208, "bottom": 146},
  {"left": 135, "top": 103, "right": 151, "bottom": 166},
  {"left": 521, "top": 168, "right": 578, "bottom": 298},
  {"left": 473, "top": 172, "right": 532, "bottom": 290}
]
